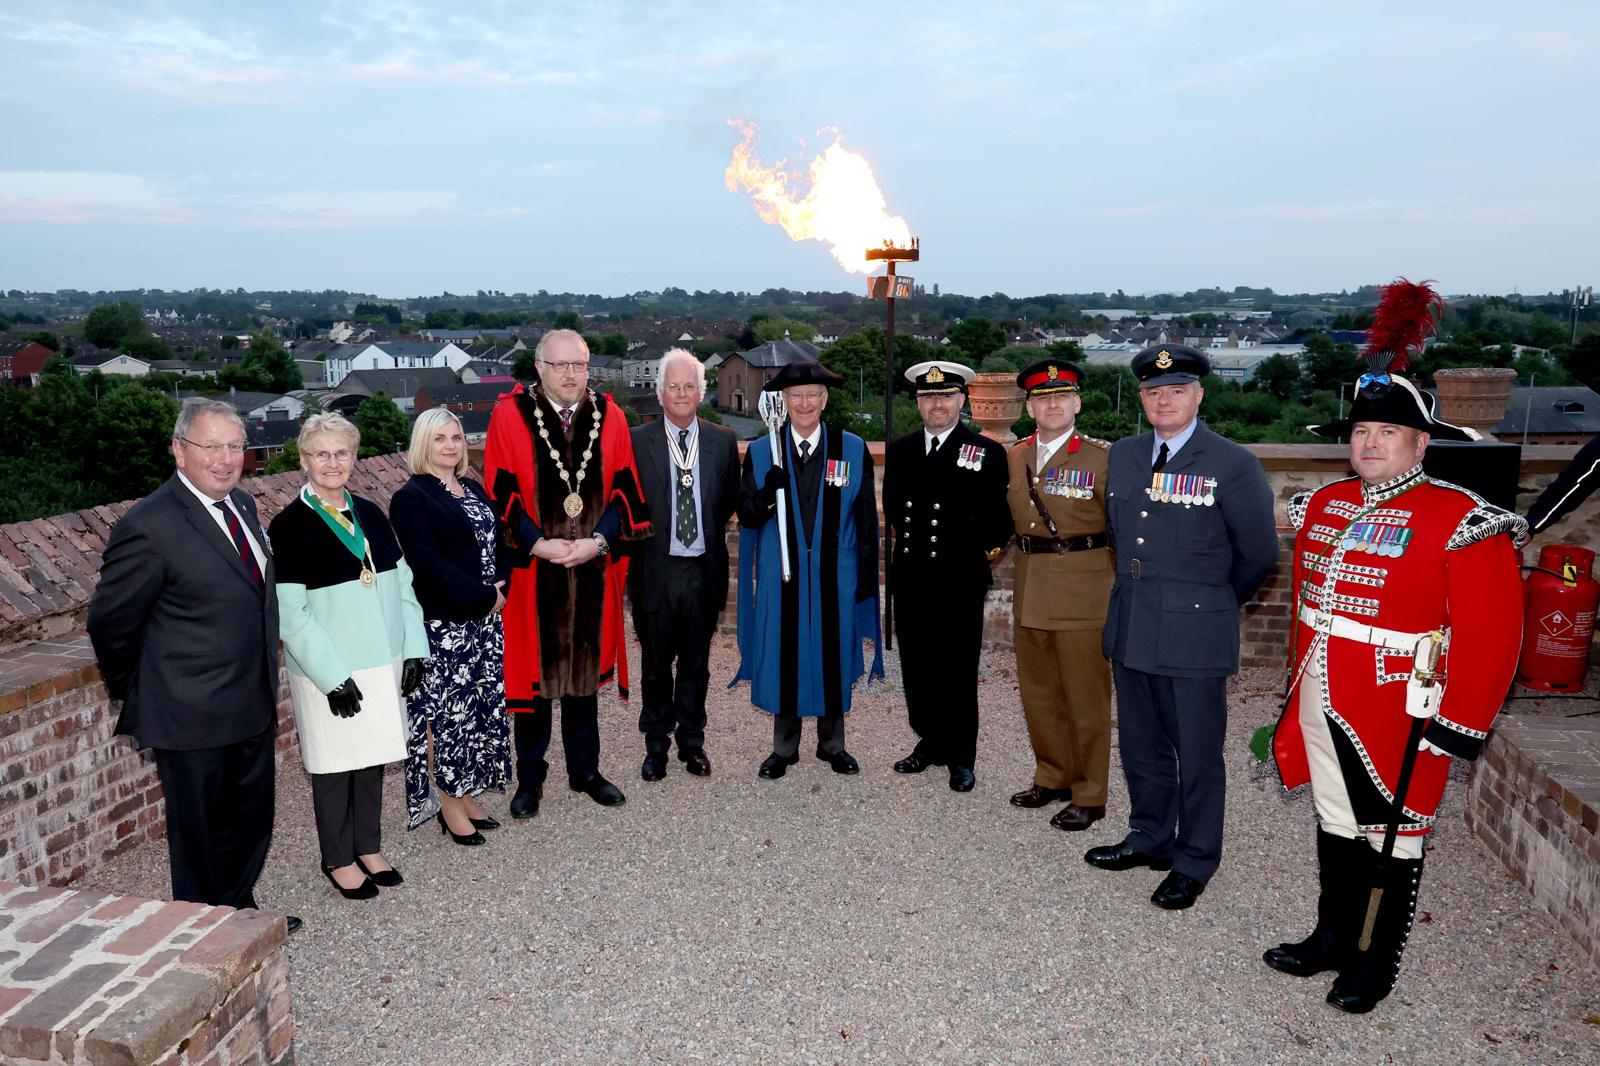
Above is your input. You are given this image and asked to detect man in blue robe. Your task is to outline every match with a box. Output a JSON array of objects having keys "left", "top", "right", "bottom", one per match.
[{"left": 733, "top": 360, "right": 883, "bottom": 779}]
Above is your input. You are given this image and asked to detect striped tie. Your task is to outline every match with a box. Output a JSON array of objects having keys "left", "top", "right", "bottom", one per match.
[
  {"left": 676, "top": 428, "right": 697, "bottom": 549},
  {"left": 214, "top": 501, "right": 264, "bottom": 592}
]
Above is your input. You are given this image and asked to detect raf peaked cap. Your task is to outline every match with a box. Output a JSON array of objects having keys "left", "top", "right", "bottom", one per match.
[
  {"left": 1017, "top": 358, "right": 1084, "bottom": 396},
  {"left": 905, "top": 359, "right": 975, "bottom": 396},
  {"left": 763, "top": 360, "right": 844, "bottom": 392},
  {"left": 1132, "top": 344, "right": 1210, "bottom": 387},
  {"left": 1309, "top": 373, "right": 1477, "bottom": 442}
]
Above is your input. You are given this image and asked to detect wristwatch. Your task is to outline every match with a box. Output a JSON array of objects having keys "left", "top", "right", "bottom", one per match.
[{"left": 592, "top": 531, "right": 610, "bottom": 557}]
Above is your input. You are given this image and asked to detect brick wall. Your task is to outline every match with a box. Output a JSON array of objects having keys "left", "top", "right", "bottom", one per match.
[{"left": 0, "top": 880, "right": 292, "bottom": 1064}]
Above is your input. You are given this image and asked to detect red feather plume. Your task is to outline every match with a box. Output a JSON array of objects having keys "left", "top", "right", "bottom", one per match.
[{"left": 1363, "top": 278, "right": 1444, "bottom": 374}]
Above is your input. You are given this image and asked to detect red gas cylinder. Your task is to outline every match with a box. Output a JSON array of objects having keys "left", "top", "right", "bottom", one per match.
[{"left": 1517, "top": 544, "right": 1600, "bottom": 692}]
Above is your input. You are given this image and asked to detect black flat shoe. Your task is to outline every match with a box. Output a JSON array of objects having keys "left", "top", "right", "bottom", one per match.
[
  {"left": 1084, "top": 839, "right": 1174, "bottom": 872},
  {"left": 642, "top": 752, "right": 668, "bottom": 781},
  {"left": 436, "top": 811, "right": 486, "bottom": 846},
  {"left": 948, "top": 766, "right": 976, "bottom": 792},
  {"left": 509, "top": 787, "right": 542, "bottom": 819},
  {"left": 680, "top": 749, "right": 712, "bottom": 777},
  {"left": 1151, "top": 871, "right": 1206, "bottom": 910},
  {"left": 759, "top": 752, "right": 799, "bottom": 779},
  {"left": 470, "top": 815, "right": 501, "bottom": 831},
  {"left": 354, "top": 856, "right": 404, "bottom": 888},
  {"left": 570, "top": 773, "right": 626, "bottom": 806},
  {"left": 322, "top": 865, "right": 379, "bottom": 900},
  {"left": 285, "top": 915, "right": 303, "bottom": 935},
  {"left": 817, "top": 749, "right": 860, "bottom": 775},
  {"left": 894, "top": 752, "right": 934, "bottom": 774}
]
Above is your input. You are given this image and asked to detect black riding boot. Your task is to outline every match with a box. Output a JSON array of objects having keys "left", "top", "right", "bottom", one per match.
[
  {"left": 1264, "top": 829, "right": 1366, "bottom": 977},
  {"left": 1327, "top": 849, "right": 1426, "bottom": 1014}
]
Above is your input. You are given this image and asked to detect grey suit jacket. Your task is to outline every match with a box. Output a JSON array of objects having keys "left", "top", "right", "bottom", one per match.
[
  {"left": 87, "top": 475, "right": 280, "bottom": 750},
  {"left": 1101, "top": 422, "right": 1279, "bottom": 677},
  {"left": 625, "top": 418, "right": 740, "bottom": 618}
]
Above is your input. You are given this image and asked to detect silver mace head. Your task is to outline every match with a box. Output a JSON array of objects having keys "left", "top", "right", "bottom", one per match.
[{"left": 756, "top": 390, "right": 787, "bottom": 431}]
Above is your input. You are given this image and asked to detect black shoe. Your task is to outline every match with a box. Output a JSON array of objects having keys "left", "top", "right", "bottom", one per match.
[
  {"left": 1009, "top": 784, "right": 1071, "bottom": 808},
  {"left": 354, "top": 856, "right": 404, "bottom": 888},
  {"left": 948, "top": 766, "right": 976, "bottom": 792},
  {"left": 1084, "top": 839, "right": 1174, "bottom": 872},
  {"left": 1151, "top": 871, "right": 1206, "bottom": 910},
  {"left": 323, "top": 865, "right": 380, "bottom": 900},
  {"left": 680, "top": 749, "right": 712, "bottom": 777},
  {"left": 285, "top": 915, "right": 303, "bottom": 935},
  {"left": 759, "top": 752, "right": 799, "bottom": 779},
  {"left": 570, "top": 774, "right": 626, "bottom": 806},
  {"left": 894, "top": 751, "right": 934, "bottom": 774},
  {"left": 509, "top": 786, "right": 542, "bottom": 819},
  {"left": 818, "top": 749, "right": 860, "bottom": 775},
  {"left": 1050, "top": 804, "right": 1106, "bottom": 832},
  {"left": 642, "top": 752, "right": 668, "bottom": 781},
  {"left": 436, "top": 811, "right": 486, "bottom": 846},
  {"left": 470, "top": 815, "right": 501, "bottom": 831}
]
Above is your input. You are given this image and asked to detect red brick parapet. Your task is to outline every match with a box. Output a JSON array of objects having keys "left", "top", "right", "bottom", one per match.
[{"left": 0, "top": 880, "right": 292, "bottom": 1064}]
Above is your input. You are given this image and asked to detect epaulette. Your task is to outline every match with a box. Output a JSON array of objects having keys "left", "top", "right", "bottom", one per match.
[
  {"left": 1287, "top": 488, "right": 1314, "bottom": 532},
  {"left": 1081, "top": 435, "right": 1111, "bottom": 450},
  {"left": 1430, "top": 478, "right": 1532, "bottom": 549}
]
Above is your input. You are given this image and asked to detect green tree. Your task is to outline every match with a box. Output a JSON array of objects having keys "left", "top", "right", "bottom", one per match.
[
  {"left": 512, "top": 349, "right": 539, "bottom": 381},
  {"left": 263, "top": 440, "right": 301, "bottom": 475},
  {"left": 1300, "top": 333, "right": 1364, "bottom": 394},
  {"left": 944, "top": 318, "right": 1007, "bottom": 362},
  {"left": 20, "top": 331, "right": 59, "bottom": 351},
  {"left": 424, "top": 309, "right": 462, "bottom": 329},
  {"left": 1561, "top": 334, "right": 1600, "bottom": 392},
  {"left": 121, "top": 334, "right": 173, "bottom": 362},
  {"left": 83, "top": 300, "right": 148, "bottom": 350},
  {"left": 753, "top": 317, "right": 816, "bottom": 344},
  {"left": 354, "top": 392, "right": 410, "bottom": 457},
  {"left": 553, "top": 310, "right": 582, "bottom": 331},
  {"left": 1249, "top": 353, "right": 1304, "bottom": 400},
  {"left": 92, "top": 384, "right": 180, "bottom": 502}
]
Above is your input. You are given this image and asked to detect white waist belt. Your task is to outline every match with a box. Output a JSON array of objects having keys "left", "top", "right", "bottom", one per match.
[{"left": 1297, "top": 603, "right": 1449, "bottom": 654}]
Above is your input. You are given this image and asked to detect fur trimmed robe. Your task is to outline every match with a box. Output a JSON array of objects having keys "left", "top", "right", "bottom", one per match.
[{"left": 485, "top": 383, "right": 650, "bottom": 707}]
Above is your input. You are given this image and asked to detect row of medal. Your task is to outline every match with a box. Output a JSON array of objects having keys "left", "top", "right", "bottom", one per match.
[
  {"left": 1042, "top": 467, "right": 1096, "bottom": 499},
  {"left": 1146, "top": 472, "right": 1217, "bottom": 507},
  {"left": 824, "top": 459, "right": 851, "bottom": 488},
  {"left": 1340, "top": 522, "right": 1413, "bottom": 557},
  {"left": 956, "top": 443, "right": 987, "bottom": 471}
]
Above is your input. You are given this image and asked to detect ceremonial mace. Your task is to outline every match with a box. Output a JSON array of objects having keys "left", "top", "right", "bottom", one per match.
[
  {"left": 756, "top": 390, "right": 793, "bottom": 582},
  {"left": 866, "top": 238, "right": 919, "bottom": 650}
]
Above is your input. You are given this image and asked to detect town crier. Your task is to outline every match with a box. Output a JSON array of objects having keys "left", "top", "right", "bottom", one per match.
[
  {"left": 485, "top": 329, "right": 651, "bottom": 816},
  {"left": 1267, "top": 280, "right": 1527, "bottom": 1015}
]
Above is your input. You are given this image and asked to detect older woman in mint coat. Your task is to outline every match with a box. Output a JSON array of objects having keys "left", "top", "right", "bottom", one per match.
[{"left": 271, "top": 413, "right": 429, "bottom": 901}]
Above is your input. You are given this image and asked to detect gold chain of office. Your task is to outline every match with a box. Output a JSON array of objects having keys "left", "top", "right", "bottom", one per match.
[{"left": 534, "top": 390, "right": 602, "bottom": 520}]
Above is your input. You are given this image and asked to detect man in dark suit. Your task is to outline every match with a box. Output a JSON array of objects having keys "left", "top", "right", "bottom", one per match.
[
  {"left": 627, "top": 349, "right": 740, "bottom": 780},
  {"left": 883, "top": 360, "right": 1011, "bottom": 792},
  {"left": 87, "top": 397, "right": 294, "bottom": 929},
  {"left": 1085, "top": 345, "right": 1279, "bottom": 911}
]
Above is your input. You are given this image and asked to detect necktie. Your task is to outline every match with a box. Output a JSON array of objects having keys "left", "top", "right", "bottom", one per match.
[
  {"left": 559, "top": 407, "right": 573, "bottom": 432},
  {"left": 799, "top": 439, "right": 812, "bottom": 462},
  {"left": 929, "top": 435, "right": 940, "bottom": 456},
  {"left": 1153, "top": 442, "right": 1170, "bottom": 474},
  {"left": 214, "top": 500, "right": 264, "bottom": 592},
  {"left": 1038, "top": 442, "right": 1050, "bottom": 469},
  {"left": 676, "top": 428, "right": 698, "bottom": 549}
]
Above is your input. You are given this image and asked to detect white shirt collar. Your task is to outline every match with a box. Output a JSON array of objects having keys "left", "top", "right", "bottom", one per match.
[
  {"left": 1036, "top": 428, "right": 1073, "bottom": 464},
  {"left": 791, "top": 425, "right": 822, "bottom": 452},
  {"left": 664, "top": 416, "right": 698, "bottom": 442},
  {"left": 177, "top": 470, "right": 232, "bottom": 508}
]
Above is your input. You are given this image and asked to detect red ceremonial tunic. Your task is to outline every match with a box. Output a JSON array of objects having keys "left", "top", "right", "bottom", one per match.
[
  {"left": 1273, "top": 466, "right": 1525, "bottom": 837},
  {"left": 484, "top": 384, "right": 650, "bottom": 711}
]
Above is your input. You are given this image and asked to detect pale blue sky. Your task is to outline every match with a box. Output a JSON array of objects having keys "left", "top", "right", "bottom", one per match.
[{"left": 1, "top": 1, "right": 1595, "bottom": 297}]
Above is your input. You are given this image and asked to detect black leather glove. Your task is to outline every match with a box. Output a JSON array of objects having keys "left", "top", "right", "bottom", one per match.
[
  {"left": 761, "top": 465, "right": 788, "bottom": 507},
  {"left": 327, "top": 678, "right": 363, "bottom": 718},
  {"left": 401, "top": 657, "right": 426, "bottom": 696}
]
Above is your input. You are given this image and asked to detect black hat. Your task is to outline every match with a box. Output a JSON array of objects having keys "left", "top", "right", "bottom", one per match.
[
  {"left": 1132, "top": 344, "right": 1209, "bottom": 387},
  {"left": 1016, "top": 359, "right": 1084, "bottom": 396},
  {"left": 905, "top": 359, "right": 975, "bottom": 396},
  {"left": 1308, "top": 373, "right": 1478, "bottom": 442},
  {"left": 763, "top": 360, "right": 844, "bottom": 392}
]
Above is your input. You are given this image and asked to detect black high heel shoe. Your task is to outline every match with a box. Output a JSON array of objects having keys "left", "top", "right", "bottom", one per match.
[
  {"left": 354, "top": 856, "right": 404, "bottom": 887},
  {"left": 469, "top": 815, "right": 501, "bottom": 831},
  {"left": 436, "top": 811, "right": 485, "bottom": 846},
  {"left": 323, "top": 865, "right": 379, "bottom": 900}
]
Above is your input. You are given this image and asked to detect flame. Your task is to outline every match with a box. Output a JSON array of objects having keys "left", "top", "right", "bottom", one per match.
[{"left": 723, "top": 120, "right": 911, "bottom": 274}]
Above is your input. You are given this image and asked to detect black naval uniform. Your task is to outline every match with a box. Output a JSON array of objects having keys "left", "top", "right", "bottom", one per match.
[{"left": 884, "top": 420, "right": 1012, "bottom": 770}]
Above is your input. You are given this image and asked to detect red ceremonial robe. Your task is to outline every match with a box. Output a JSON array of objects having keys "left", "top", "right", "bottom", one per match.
[{"left": 484, "top": 383, "right": 650, "bottom": 711}]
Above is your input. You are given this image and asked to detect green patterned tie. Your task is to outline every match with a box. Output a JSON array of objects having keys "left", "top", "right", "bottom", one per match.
[{"left": 676, "top": 428, "right": 698, "bottom": 548}]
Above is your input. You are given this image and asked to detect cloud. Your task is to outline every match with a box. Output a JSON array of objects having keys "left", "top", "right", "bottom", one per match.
[
  {"left": 243, "top": 189, "right": 464, "bottom": 228},
  {"left": 0, "top": 171, "right": 193, "bottom": 224}
]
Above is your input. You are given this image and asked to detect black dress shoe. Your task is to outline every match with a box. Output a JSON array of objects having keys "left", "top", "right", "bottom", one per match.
[
  {"left": 323, "top": 865, "right": 379, "bottom": 900},
  {"left": 818, "top": 749, "right": 860, "bottom": 774},
  {"left": 759, "top": 752, "right": 799, "bottom": 778},
  {"left": 893, "top": 751, "right": 933, "bottom": 774},
  {"left": 1151, "top": 871, "right": 1206, "bottom": 910},
  {"left": 570, "top": 774, "right": 626, "bottom": 806},
  {"left": 1009, "top": 784, "right": 1071, "bottom": 808},
  {"left": 948, "top": 766, "right": 976, "bottom": 792},
  {"left": 641, "top": 753, "right": 668, "bottom": 781},
  {"left": 509, "top": 787, "right": 542, "bottom": 819},
  {"left": 1084, "top": 839, "right": 1174, "bottom": 872},
  {"left": 436, "top": 811, "right": 486, "bottom": 846},
  {"left": 470, "top": 815, "right": 501, "bottom": 831},
  {"left": 680, "top": 749, "right": 712, "bottom": 776},
  {"left": 1049, "top": 803, "right": 1106, "bottom": 832},
  {"left": 354, "top": 856, "right": 404, "bottom": 888},
  {"left": 285, "top": 915, "right": 303, "bottom": 935}
]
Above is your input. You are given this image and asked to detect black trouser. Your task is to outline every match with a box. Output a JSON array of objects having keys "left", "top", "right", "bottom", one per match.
[
  {"left": 634, "top": 555, "right": 715, "bottom": 757},
  {"left": 310, "top": 765, "right": 384, "bottom": 869},
  {"left": 513, "top": 695, "right": 600, "bottom": 789},
  {"left": 894, "top": 577, "right": 985, "bottom": 769},
  {"left": 151, "top": 726, "right": 275, "bottom": 909},
  {"left": 772, "top": 712, "right": 845, "bottom": 757}
]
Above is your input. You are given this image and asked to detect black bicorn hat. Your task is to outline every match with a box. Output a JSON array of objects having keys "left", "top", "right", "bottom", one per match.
[
  {"left": 1131, "top": 343, "right": 1210, "bottom": 387},
  {"left": 904, "top": 359, "right": 975, "bottom": 396},
  {"left": 1308, "top": 374, "right": 1478, "bottom": 442},
  {"left": 1016, "top": 359, "right": 1085, "bottom": 396},
  {"left": 763, "top": 360, "right": 845, "bottom": 392}
]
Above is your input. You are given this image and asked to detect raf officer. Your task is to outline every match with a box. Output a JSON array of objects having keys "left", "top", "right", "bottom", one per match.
[
  {"left": 883, "top": 360, "right": 1011, "bottom": 791},
  {"left": 1005, "top": 358, "right": 1115, "bottom": 831},
  {"left": 1085, "top": 344, "right": 1279, "bottom": 910}
]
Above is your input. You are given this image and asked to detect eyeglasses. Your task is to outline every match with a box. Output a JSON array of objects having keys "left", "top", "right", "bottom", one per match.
[
  {"left": 309, "top": 449, "right": 355, "bottom": 464},
  {"left": 663, "top": 383, "right": 700, "bottom": 394},
  {"left": 181, "top": 438, "right": 246, "bottom": 457},
  {"left": 540, "top": 360, "right": 590, "bottom": 375},
  {"left": 787, "top": 390, "right": 827, "bottom": 403}
]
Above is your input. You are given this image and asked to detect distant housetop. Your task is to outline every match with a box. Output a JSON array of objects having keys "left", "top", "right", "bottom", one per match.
[{"left": 732, "top": 338, "right": 822, "bottom": 368}]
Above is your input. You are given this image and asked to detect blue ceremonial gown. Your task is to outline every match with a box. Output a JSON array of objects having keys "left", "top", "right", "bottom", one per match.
[{"left": 733, "top": 424, "right": 883, "bottom": 716}]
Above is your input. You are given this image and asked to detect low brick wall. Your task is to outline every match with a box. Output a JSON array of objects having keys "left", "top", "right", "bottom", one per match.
[
  {"left": 0, "top": 880, "right": 291, "bottom": 1065},
  {"left": 1465, "top": 715, "right": 1600, "bottom": 969}
]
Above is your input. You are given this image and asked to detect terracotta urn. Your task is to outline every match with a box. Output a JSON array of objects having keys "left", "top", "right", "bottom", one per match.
[
  {"left": 1432, "top": 367, "right": 1517, "bottom": 439},
  {"left": 966, "top": 372, "right": 1025, "bottom": 444}
]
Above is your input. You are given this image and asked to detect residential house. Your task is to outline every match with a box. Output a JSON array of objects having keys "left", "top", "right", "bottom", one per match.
[
  {"left": 715, "top": 339, "right": 822, "bottom": 415},
  {"left": 414, "top": 381, "right": 513, "bottom": 417},
  {"left": 148, "top": 359, "right": 221, "bottom": 377},
  {"left": 242, "top": 420, "right": 300, "bottom": 475},
  {"left": 325, "top": 367, "right": 460, "bottom": 414},
  {"left": 1488, "top": 387, "right": 1600, "bottom": 445},
  {"left": 324, "top": 340, "right": 471, "bottom": 384},
  {"left": 1, "top": 340, "right": 56, "bottom": 385},
  {"left": 71, "top": 351, "right": 151, "bottom": 377}
]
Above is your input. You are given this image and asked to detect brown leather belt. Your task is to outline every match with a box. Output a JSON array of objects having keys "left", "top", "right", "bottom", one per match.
[{"left": 1016, "top": 532, "right": 1105, "bottom": 555}]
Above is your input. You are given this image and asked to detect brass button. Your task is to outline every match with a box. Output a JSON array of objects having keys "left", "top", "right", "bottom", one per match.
[
  {"left": 1032, "top": 477, "right": 1040, "bottom": 485},
  {"left": 930, "top": 535, "right": 938, "bottom": 543},
  {"left": 904, "top": 500, "right": 912, "bottom": 508},
  {"left": 1029, "top": 522, "right": 1037, "bottom": 529},
  {"left": 933, "top": 503, "right": 941, "bottom": 510},
  {"left": 1140, "top": 510, "right": 1149, "bottom": 518},
  {"left": 930, "top": 519, "right": 939, "bottom": 527},
  {"left": 929, "top": 551, "right": 938, "bottom": 558},
  {"left": 1136, "top": 537, "right": 1145, "bottom": 545}
]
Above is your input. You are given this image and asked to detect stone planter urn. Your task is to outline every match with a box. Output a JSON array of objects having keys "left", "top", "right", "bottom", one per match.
[
  {"left": 966, "top": 372, "right": 1025, "bottom": 444},
  {"left": 1432, "top": 367, "right": 1518, "bottom": 439}
]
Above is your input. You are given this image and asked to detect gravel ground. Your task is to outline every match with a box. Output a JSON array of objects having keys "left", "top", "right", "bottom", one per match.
[{"left": 83, "top": 639, "right": 1599, "bottom": 1065}]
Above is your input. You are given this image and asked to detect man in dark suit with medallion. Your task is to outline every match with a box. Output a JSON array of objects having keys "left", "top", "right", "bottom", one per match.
[
  {"left": 627, "top": 349, "right": 740, "bottom": 780},
  {"left": 884, "top": 360, "right": 1012, "bottom": 792},
  {"left": 1085, "top": 344, "right": 1279, "bottom": 910},
  {"left": 88, "top": 397, "right": 296, "bottom": 931}
]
